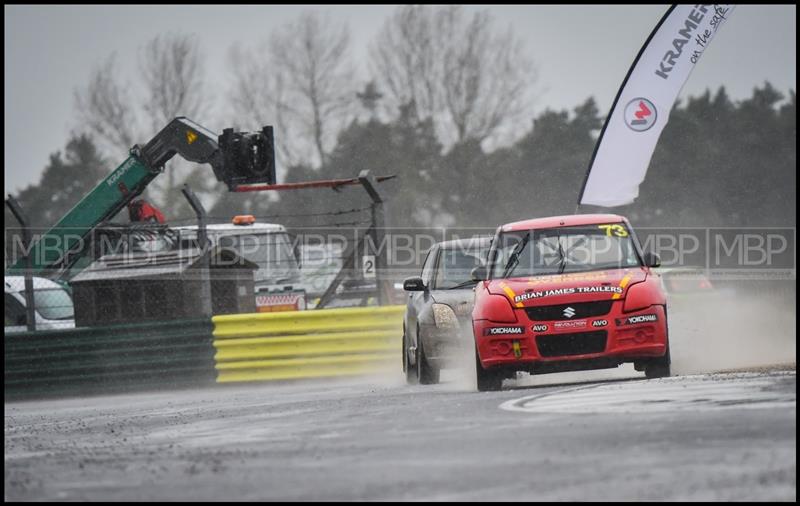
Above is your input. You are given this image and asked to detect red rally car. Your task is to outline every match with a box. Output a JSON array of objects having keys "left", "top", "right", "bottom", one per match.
[{"left": 470, "top": 214, "right": 669, "bottom": 391}]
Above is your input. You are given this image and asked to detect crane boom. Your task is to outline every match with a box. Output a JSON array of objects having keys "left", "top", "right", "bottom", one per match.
[{"left": 8, "top": 117, "right": 275, "bottom": 278}]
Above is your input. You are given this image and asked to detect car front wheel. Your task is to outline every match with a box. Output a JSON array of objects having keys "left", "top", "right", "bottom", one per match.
[
  {"left": 475, "top": 346, "right": 503, "bottom": 391},
  {"left": 645, "top": 341, "right": 671, "bottom": 378},
  {"left": 645, "top": 308, "right": 671, "bottom": 379},
  {"left": 416, "top": 331, "right": 440, "bottom": 385},
  {"left": 403, "top": 328, "right": 418, "bottom": 385}
]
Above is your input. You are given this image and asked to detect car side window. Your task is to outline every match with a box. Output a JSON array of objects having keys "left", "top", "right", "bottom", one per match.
[
  {"left": 420, "top": 247, "right": 438, "bottom": 287},
  {"left": 5, "top": 293, "right": 27, "bottom": 326}
]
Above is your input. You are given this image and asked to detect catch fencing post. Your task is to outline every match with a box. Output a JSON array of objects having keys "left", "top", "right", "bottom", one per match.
[
  {"left": 181, "top": 184, "right": 212, "bottom": 318},
  {"left": 5, "top": 195, "right": 36, "bottom": 331},
  {"left": 357, "top": 170, "right": 391, "bottom": 306}
]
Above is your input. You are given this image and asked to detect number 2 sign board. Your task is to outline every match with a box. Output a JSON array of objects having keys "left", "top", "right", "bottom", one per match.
[{"left": 362, "top": 255, "right": 376, "bottom": 279}]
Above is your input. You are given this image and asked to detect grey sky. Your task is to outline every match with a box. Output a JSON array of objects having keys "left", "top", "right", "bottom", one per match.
[{"left": 4, "top": 4, "right": 796, "bottom": 194}]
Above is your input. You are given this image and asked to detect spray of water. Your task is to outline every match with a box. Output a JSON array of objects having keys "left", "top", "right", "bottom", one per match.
[{"left": 668, "top": 286, "right": 796, "bottom": 374}]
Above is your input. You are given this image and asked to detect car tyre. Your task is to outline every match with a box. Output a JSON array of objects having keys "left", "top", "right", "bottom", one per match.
[
  {"left": 645, "top": 308, "right": 671, "bottom": 379},
  {"left": 403, "top": 327, "right": 418, "bottom": 385},
  {"left": 416, "top": 333, "right": 440, "bottom": 385},
  {"left": 475, "top": 346, "right": 503, "bottom": 391},
  {"left": 645, "top": 341, "right": 671, "bottom": 378}
]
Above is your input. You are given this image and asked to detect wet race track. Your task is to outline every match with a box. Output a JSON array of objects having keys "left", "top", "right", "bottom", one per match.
[{"left": 5, "top": 366, "right": 796, "bottom": 501}]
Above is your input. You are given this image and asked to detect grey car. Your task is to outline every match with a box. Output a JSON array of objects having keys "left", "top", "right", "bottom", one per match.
[{"left": 402, "top": 237, "right": 492, "bottom": 384}]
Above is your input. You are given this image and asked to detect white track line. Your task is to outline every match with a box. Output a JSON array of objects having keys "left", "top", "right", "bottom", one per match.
[{"left": 499, "top": 372, "right": 796, "bottom": 414}]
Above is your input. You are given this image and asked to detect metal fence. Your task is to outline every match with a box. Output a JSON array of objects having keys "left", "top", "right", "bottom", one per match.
[{"left": 5, "top": 318, "right": 215, "bottom": 400}]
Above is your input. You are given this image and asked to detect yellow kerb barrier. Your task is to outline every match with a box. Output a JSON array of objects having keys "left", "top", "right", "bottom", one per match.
[{"left": 211, "top": 305, "right": 405, "bottom": 383}]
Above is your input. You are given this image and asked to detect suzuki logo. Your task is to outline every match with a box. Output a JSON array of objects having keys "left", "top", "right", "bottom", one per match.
[{"left": 563, "top": 306, "right": 576, "bottom": 318}]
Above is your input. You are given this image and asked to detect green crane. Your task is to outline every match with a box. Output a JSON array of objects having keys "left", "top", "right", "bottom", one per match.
[{"left": 8, "top": 117, "right": 276, "bottom": 279}]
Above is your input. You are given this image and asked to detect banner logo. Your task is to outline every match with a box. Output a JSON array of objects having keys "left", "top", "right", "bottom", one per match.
[{"left": 624, "top": 98, "right": 657, "bottom": 132}]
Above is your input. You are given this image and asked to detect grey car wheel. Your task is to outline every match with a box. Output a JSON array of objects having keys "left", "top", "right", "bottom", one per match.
[
  {"left": 403, "top": 327, "right": 418, "bottom": 385},
  {"left": 416, "top": 329, "right": 440, "bottom": 385}
]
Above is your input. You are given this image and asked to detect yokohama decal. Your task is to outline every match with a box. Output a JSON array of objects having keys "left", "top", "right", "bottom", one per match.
[
  {"left": 616, "top": 314, "right": 658, "bottom": 326},
  {"left": 486, "top": 327, "right": 525, "bottom": 335}
]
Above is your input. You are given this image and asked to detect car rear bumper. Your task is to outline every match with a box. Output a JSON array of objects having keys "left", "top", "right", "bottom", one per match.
[{"left": 473, "top": 303, "right": 667, "bottom": 370}]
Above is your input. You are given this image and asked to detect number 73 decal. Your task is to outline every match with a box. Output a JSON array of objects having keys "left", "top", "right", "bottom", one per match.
[{"left": 598, "top": 224, "right": 629, "bottom": 237}]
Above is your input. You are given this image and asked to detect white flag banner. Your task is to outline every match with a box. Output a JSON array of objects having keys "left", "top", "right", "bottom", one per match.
[{"left": 579, "top": 4, "right": 736, "bottom": 207}]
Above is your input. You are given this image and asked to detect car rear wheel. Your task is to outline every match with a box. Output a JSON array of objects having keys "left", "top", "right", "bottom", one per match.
[
  {"left": 416, "top": 334, "right": 440, "bottom": 385},
  {"left": 475, "top": 346, "right": 503, "bottom": 391}
]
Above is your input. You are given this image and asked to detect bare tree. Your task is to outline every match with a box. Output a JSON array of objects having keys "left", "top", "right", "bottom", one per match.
[
  {"left": 227, "top": 42, "right": 297, "bottom": 169},
  {"left": 137, "top": 33, "right": 210, "bottom": 215},
  {"left": 74, "top": 33, "right": 209, "bottom": 217},
  {"left": 370, "top": 5, "right": 537, "bottom": 148},
  {"left": 73, "top": 53, "right": 140, "bottom": 156},
  {"left": 369, "top": 6, "right": 440, "bottom": 123},
  {"left": 139, "top": 33, "right": 208, "bottom": 132},
  {"left": 229, "top": 11, "right": 356, "bottom": 169}
]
